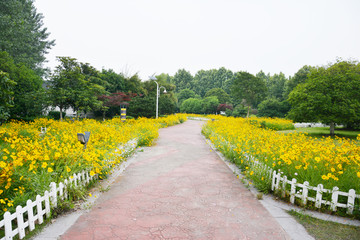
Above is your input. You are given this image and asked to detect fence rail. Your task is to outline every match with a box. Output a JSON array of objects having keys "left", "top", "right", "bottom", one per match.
[
  {"left": 211, "top": 133, "right": 360, "bottom": 215},
  {"left": 272, "top": 171, "right": 360, "bottom": 214},
  {"left": 0, "top": 139, "right": 137, "bottom": 240}
]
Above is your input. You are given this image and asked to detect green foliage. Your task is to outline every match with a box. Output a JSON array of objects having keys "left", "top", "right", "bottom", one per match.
[
  {"left": 283, "top": 65, "right": 312, "bottom": 99},
  {"left": 48, "top": 111, "right": 66, "bottom": 120},
  {"left": 172, "top": 69, "right": 193, "bottom": 92},
  {"left": 266, "top": 72, "right": 288, "bottom": 101},
  {"left": 124, "top": 74, "right": 145, "bottom": 94},
  {"left": 101, "top": 69, "right": 125, "bottom": 93},
  {"left": 192, "top": 67, "right": 234, "bottom": 96},
  {"left": 180, "top": 98, "right": 202, "bottom": 113},
  {"left": 201, "top": 96, "right": 219, "bottom": 114},
  {"left": 0, "top": 0, "right": 55, "bottom": 76},
  {"left": 257, "top": 98, "right": 290, "bottom": 118},
  {"left": 0, "top": 51, "right": 47, "bottom": 119},
  {"left": 231, "top": 71, "right": 267, "bottom": 117},
  {"left": 288, "top": 60, "right": 360, "bottom": 134},
  {"left": 48, "top": 57, "right": 105, "bottom": 119},
  {"left": 226, "top": 105, "right": 247, "bottom": 117},
  {"left": 127, "top": 95, "right": 156, "bottom": 118},
  {"left": 177, "top": 89, "right": 196, "bottom": 106},
  {"left": 205, "top": 88, "right": 230, "bottom": 104},
  {"left": 0, "top": 71, "right": 16, "bottom": 123}
]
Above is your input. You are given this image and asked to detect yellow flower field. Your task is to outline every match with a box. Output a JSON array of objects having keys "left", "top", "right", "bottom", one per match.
[
  {"left": 0, "top": 114, "right": 187, "bottom": 214},
  {"left": 203, "top": 116, "right": 360, "bottom": 196}
]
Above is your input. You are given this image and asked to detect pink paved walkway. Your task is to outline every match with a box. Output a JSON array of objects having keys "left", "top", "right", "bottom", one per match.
[{"left": 61, "top": 120, "right": 290, "bottom": 240}]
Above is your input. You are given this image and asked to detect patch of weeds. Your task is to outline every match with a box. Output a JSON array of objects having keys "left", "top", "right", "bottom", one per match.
[
  {"left": 288, "top": 210, "right": 360, "bottom": 240},
  {"left": 99, "top": 185, "right": 110, "bottom": 193},
  {"left": 52, "top": 200, "right": 75, "bottom": 218},
  {"left": 257, "top": 193, "right": 263, "bottom": 200}
]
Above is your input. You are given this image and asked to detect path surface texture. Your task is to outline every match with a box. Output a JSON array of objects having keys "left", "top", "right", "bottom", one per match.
[{"left": 61, "top": 120, "right": 291, "bottom": 240}]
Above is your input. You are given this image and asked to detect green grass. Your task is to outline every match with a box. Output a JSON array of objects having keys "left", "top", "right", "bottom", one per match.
[
  {"left": 278, "top": 127, "right": 360, "bottom": 140},
  {"left": 288, "top": 210, "right": 360, "bottom": 240}
]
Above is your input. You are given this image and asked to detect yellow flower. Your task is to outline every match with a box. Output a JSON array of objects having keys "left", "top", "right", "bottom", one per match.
[
  {"left": 41, "top": 162, "right": 48, "bottom": 168},
  {"left": 2, "top": 156, "right": 7, "bottom": 160},
  {"left": 0, "top": 161, "right": 6, "bottom": 168},
  {"left": 90, "top": 170, "right": 95, "bottom": 176},
  {"left": 47, "top": 167, "right": 53, "bottom": 173},
  {"left": 66, "top": 166, "right": 71, "bottom": 172},
  {"left": 357, "top": 172, "right": 360, "bottom": 178},
  {"left": 250, "top": 171, "right": 254, "bottom": 176},
  {"left": 321, "top": 175, "right": 329, "bottom": 180}
]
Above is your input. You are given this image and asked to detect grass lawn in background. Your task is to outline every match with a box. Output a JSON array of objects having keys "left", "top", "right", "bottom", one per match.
[
  {"left": 288, "top": 210, "right": 360, "bottom": 240},
  {"left": 279, "top": 127, "right": 360, "bottom": 140}
]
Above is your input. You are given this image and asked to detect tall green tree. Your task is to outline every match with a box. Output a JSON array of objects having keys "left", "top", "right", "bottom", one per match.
[
  {"left": 173, "top": 69, "right": 193, "bottom": 93},
  {"left": 201, "top": 96, "right": 219, "bottom": 114},
  {"left": 288, "top": 60, "right": 360, "bottom": 135},
  {"left": 0, "top": 0, "right": 55, "bottom": 75},
  {"left": 100, "top": 69, "right": 125, "bottom": 93},
  {"left": 0, "top": 51, "right": 46, "bottom": 119},
  {"left": 0, "top": 71, "right": 16, "bottom": 123},
  {"left": 48, "top": 57, "right": 105, "bottom": 120},
  {"left": 177, "top": 89, "right": 196, "bottom": 106},
  {"left": 283, "top": 65, "right": 313, "bottom": 100},
  {"left": 231, "top": 71, "right": 267, "bottom": 117},
  {"left": 267, "top": 73, "right": 288, "bottom": 101},
  {"left": 192, "top": 68, "right": 233, "bottom": 96},
  {"left": 205, "top": 88, "right": 230, "bottom": 104},
  {"left": 180, "top": 98, "right": 202, "bottom": 114}
]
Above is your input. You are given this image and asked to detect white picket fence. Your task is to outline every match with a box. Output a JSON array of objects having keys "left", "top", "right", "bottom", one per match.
[
  {"left": 272, "top": 171, "right": 360, "bottom": 214},
  {"left": 210, "top": 133, "right": 360, "bottom": 215},
  {"left": 0, "top": 139, "right": 138, "bottom": 240}
]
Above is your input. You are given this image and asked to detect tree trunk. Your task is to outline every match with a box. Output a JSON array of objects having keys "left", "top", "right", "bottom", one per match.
[
  {"left": 59, "top": 107, "right": 63, "bottom": 121},
  {"left": 103, "top": 111, "right": 106, "bottom": 121},
  {"left": 330, "top": 122, "right": 335, "bottom": 136},
  {"left": 246, "top": 106, "right": 250, "bottom": 118}
]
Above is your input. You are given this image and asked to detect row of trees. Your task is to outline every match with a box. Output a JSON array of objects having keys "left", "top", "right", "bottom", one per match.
[
  {"left": 171, "top": 61, "right": 360, "bottom": 133},
  {"left": 1, "top": 1, "right": 359, "bottom": 134}
]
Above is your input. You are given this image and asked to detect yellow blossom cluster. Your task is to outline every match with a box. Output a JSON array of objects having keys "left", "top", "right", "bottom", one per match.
[
  {"left": 203, "top": 116, "right": 360, "bottom": 193},
  {"left": 0, "top": 114, "right": 186, "bottom": 214}
]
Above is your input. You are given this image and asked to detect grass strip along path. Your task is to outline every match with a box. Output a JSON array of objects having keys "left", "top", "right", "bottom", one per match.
[{"left": 60, "top": 120, "right": 290, "bottom": 239}]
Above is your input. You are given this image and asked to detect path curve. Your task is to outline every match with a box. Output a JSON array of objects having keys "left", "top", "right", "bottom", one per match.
[{"left": 61, "top": 120, "right": 290, "bottom": 240}]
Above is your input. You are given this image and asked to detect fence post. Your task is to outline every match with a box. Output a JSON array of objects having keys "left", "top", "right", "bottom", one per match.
[
  {"left": 59, "top": 182, "right": 64, "bottom": 200},
  {"left": 302, "top": 181, "right": 309, "bottom": 205},
  {"left": 16, "top": 205, "right": 25, "bottom": 239},
  {"left": 44, "top": 191, "right": 51, "bottom": 218},
  {"left": 282, "top": 175, "right": 287, "bottom": 198},
  {"left": 315, "top": 184, "right": 323, "bottom": 209},
  {"left": 275, "top": 172, "right": 281, "bottom": 191},
  {"left": 26, "top": 200, "right": 35, "bottom": 231},
  {"left": 64, "top": 180, "right": 68, "bottom": 199},
  {"left": 49, "top": 182, "right": 57, "bottom": 208},
  {"left": 347, "top": 189, "right": 356, "bottom": 215},
  {"left": 4, "top": 211, "right": 12, "bottom": 240},
  {"left": 331, "top": 186, "right": 339, "bottom": 211},
  {"left": 290, "top": 178, "right": 297, "bottom": 204},
  {"left": 36, "top": 195, "right": 43, "bottom": 224}
]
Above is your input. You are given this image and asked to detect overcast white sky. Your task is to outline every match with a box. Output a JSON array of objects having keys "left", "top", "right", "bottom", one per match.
[{"left": 34, "top": 0, "right": 360, "bottom": 80}]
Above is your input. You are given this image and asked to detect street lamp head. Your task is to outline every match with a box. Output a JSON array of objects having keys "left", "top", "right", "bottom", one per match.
[
  {"left": 149, "top": 75, "right": 157, "bottom": 81},
  {"left": 163, "top": 89, "right": 167, "bottom": 93}
]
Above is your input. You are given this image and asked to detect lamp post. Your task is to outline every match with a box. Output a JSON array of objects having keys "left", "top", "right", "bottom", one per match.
[{"left": 150, "top": 76, "right": 167, "bottom": 119}]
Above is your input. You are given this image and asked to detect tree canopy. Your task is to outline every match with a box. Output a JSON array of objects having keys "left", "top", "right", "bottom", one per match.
[
  {"left": 231, "top": 71, "right": 267, "bottom": 117},
  {"left": 0, "top": 0, "right": 55, "bottom": 76},
  {"left": 288, "top": 60, "right": 360, "bottom": 134}
]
